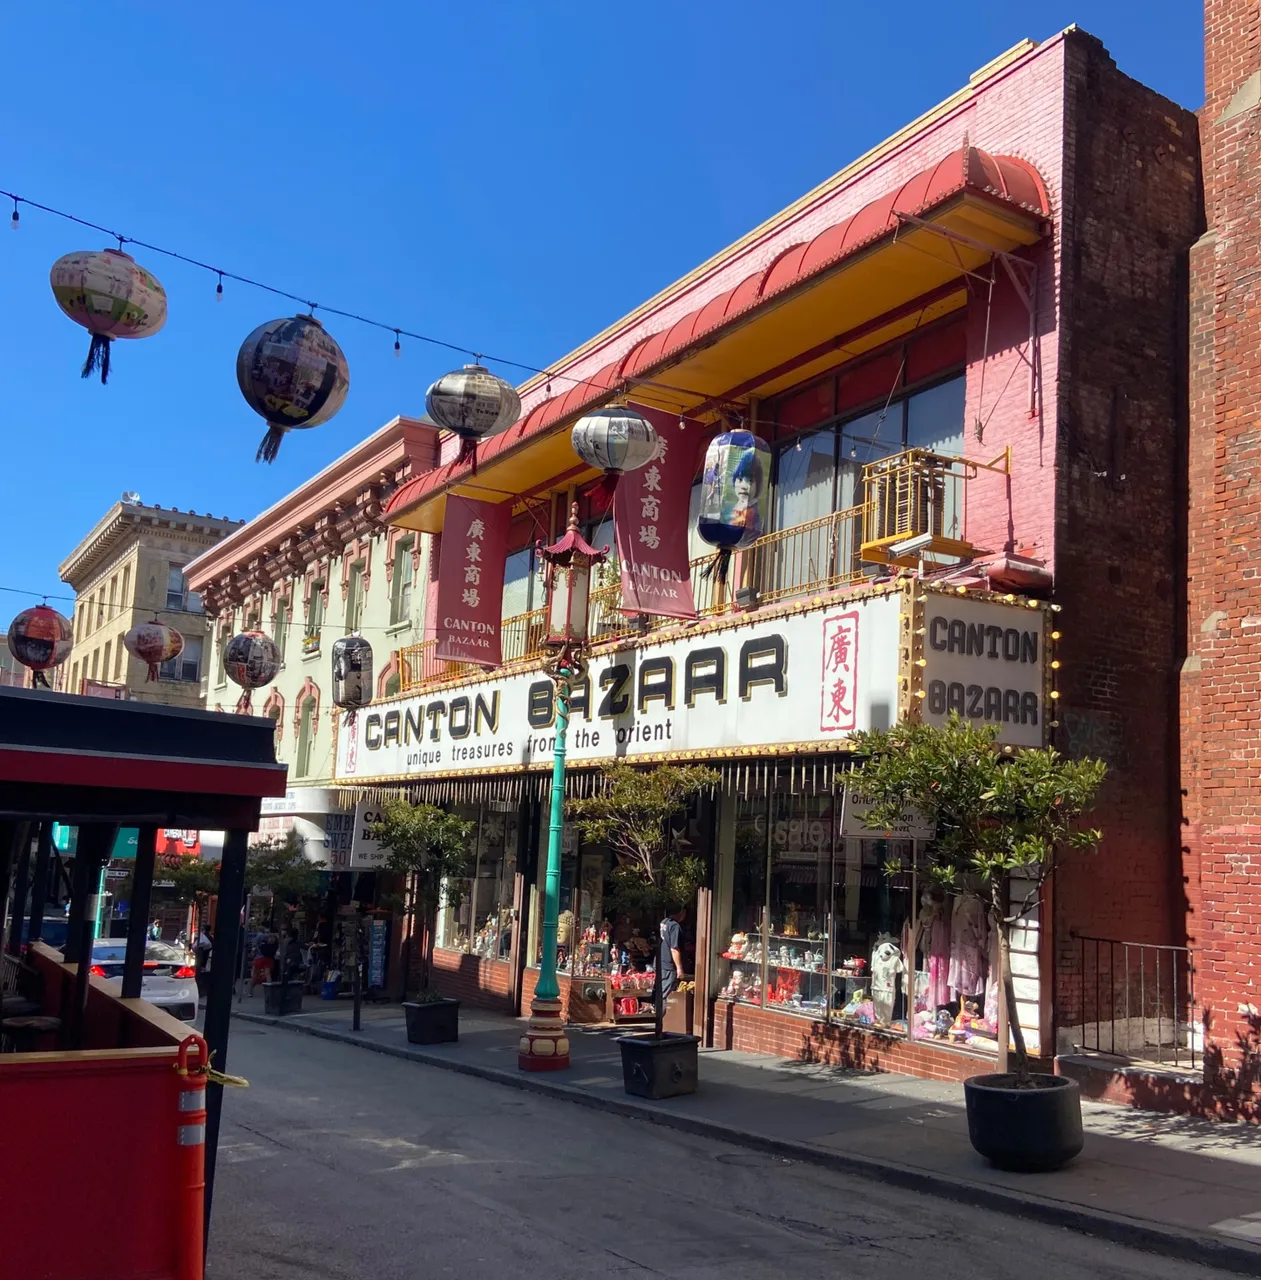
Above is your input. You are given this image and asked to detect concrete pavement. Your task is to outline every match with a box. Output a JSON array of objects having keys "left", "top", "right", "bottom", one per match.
[
  {"left": 210, "top": 1018, "right": 1247, "bottom": 1280},
  {"left": 228, "top": 997, "right": 1261, "bottom": 1275}
]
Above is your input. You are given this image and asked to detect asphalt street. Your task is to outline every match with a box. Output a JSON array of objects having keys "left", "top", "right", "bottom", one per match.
[{"left": 208, "top": 1023, "right": 1236, "bottom": 1280}]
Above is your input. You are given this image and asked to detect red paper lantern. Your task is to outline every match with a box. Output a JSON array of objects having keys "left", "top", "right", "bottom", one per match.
[
  {"left": 7, "top": 604, "right": 73, "bottom": 687},
  {"left": 124, "top": 618, "right": 185, "bottom": 681}
]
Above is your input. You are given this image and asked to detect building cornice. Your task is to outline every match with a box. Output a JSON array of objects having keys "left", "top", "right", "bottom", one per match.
[
  {"left": 185, "top": 415, "right": 439, "bottom": 615},
  {"left": 59, "top": 503, "right": 244, "bottom": 589}
]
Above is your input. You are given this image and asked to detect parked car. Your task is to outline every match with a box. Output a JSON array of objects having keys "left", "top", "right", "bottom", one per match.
[
  {"left": 89, "top": 940, "right": 198, "bottom": 1022},
  {"left": 19, "top": 915, "right": 71, "bottom": 951}
]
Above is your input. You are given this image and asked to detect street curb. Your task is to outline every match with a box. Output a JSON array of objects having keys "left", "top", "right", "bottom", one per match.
[{"left": 233, "top": 1010, "right": 1261, "bottom": 1277}]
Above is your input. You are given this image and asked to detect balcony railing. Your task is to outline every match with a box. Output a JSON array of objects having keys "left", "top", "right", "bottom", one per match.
[{"left": 397, "top": 449, "right": 988, "bottom": 695}]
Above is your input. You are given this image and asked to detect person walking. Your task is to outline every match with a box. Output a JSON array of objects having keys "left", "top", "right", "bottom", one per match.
[{"left": 659, "top": 904, "right": 687, "bottom": 1001}]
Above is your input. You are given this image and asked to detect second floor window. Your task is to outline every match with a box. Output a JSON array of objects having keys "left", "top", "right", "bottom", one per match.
[
  {"left": 345, "top": 561, "right": 365, "bottom": 633},
  {"left": 390, "top": 538, "right": 415, "bottom": 625},
  {"left": 166, "top": 565, "right": 187, "bottom": 612},
  {"left": 295, "top": 696, "right": 316, "bottom": 777},
  {"left": 274, "top": 601, "right": 288, "bottom": 665},
  {"left": 161, "top": 634, "right": 203, "bottom": 683},
  {"left": 306, "top": 583, "right": 325, "bottom": 638}
]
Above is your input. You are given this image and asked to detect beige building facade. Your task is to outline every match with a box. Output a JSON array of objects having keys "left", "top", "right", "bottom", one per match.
[{"left": 58, "top": 499, "right": 242, "bottom": 705}]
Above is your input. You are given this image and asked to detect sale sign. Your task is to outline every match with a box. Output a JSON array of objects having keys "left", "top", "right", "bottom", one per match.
[
  {"left": 615, "top": 405, "right": 706, "bottom": 620},
  {"left": 435, "top": 494, "right": 511, "bottom": 666}
]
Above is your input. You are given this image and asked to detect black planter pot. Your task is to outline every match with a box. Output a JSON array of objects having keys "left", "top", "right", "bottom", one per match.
[
  {"left": 617, "top": 1032, "right": 699, "bottom": 1099},
  {"left": 263, "top": 980, "right": 305, "bottom": 1016},
  {"left": 404, "top": 998, "right": 459, "bottom": 1045},
  {"left": 964, "top": 1073, "right": 1083, "bottom": 1172}
]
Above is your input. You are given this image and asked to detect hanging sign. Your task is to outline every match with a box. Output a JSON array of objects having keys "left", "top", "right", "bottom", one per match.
[
  {"left": 614, "top": 405, "right": 704, "bottom": 621},
  {"left": 435, "top": 494, "right": 511, "bottom": 666}
]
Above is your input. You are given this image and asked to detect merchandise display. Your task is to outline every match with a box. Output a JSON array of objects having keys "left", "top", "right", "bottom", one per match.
[{"left": 910, "top": 887, "right": 1000, "bottom": 1050}]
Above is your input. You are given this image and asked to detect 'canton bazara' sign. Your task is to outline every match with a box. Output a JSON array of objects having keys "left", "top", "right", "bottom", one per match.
[
  {"left": 336, "top": 596, "right": 904, "bottom": 782},
  {"left": 919, "top": 594, "right": 1047, "bottom": 749}
]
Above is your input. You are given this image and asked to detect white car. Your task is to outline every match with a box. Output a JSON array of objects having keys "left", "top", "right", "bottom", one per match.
[{"left": 90, "top": 939, "right": 198, "bottom": 1022}]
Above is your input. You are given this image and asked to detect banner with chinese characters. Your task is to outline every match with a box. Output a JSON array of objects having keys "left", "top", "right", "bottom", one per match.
[
  {"left": 614, "top": 405, "right": 707, "bottom": 620},
  {"left": 435, "top": 495, "right": 512, "bottom": 666}
]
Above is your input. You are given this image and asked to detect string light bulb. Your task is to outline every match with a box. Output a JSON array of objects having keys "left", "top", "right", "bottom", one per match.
[
  {"left": 956, "top": 585, "right": 967, "bottom": 595},
  {"left": 1050, "top": 603, "right": 1062, "bottom": 612},
  {"left": 9, "top": 199, "right": 18, "bottom": 232},
  {"left": 393, "top": 329, "right": 401, "bottom": 358},
  {"left": 678, "top": 414, "right": 686, "bottom": 432},
  {"left": 215, "top": 271, "right": 224, "bottom": 303}
]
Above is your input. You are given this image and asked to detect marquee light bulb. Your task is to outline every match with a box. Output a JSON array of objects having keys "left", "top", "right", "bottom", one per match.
[
  {"left": 1050, "top": 660, "right": 1061, "bottom": 670},
  {"left": 1050, "top": 630, "right": 1061, "bottom": 641},
  {"left": 914, "top": 689, "right": 926, "bottom": 699},
  {"left": 915, "top": 658, "right": 927, "bottom": 667},
  {"left": 1049, "top": 690, "right": 1061, "bottom": 700}
]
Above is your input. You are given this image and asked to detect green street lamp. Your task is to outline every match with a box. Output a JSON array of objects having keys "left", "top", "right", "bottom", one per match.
[{"left": 519, "top": 503, "right": 606, "bottom": 1072}]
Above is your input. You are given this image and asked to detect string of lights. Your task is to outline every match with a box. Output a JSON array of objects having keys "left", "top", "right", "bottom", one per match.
[{"left": 2, "top": 186, "right": 590, "bottom": 395}]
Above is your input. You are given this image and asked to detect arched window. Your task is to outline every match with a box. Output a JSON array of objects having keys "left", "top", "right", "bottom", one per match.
[{"left": 295, "top": 696, "right": 317, "bottom": 778}]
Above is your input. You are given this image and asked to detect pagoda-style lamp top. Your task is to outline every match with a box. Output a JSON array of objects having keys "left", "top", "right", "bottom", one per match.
[{"left": 539, "top": 502, "right": 608, "bottom": 648}]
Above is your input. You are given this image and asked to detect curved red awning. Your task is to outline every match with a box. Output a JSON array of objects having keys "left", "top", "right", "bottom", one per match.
[{"left": 387, "top": 146, "right": 1049, "bottom": 528}]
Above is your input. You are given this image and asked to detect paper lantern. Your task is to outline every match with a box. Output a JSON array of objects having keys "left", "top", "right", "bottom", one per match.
[
  {"left": 331, "top": 635, "right": 373, "bottom": 711},
  {"left": 124, "top": 619, "right": 185, "bottom": 682},
  {"left": 570, "top": 406, "right": 661, "bottom": 499},
  {"left": 49, "top": 248, "right": 167, "bottom": 383},
  {"left": 223, "top": 630, "right": 281, "bottom": 707},
  {"left": 426, "top": 364, "right": 520, "bottom": 473},
  {"left": 696, "top": 430, "right": 772, "bottom": 551},
  {"left": 7, "top": 605, "right": 73, "bottom": 688},
  {"left": 237, "top": 314, "right": 350, "bottom": 463}
]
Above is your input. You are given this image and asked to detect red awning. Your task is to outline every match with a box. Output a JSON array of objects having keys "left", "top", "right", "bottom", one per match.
[{"left": 388, "top": 146, "right": 1049, "bottom": 531}]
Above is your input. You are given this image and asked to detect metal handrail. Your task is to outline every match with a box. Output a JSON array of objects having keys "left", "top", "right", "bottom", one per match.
[{"left": 1074, "top": 933, "right": 1198, "bottom": 1070}]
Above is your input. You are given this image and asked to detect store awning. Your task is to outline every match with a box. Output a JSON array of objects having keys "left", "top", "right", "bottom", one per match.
[{"left": 387, "top": 146, "right": 1049, "bottom": 533}]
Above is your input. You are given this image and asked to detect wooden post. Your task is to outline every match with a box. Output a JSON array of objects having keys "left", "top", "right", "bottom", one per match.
[
  {"left": 6, "top": 824, "right": 33, "bottom": 956},
  {"left": 26, "top": 821, "right": 53, "bottom": 945},
  {"left": 203, "top": 827, "right": 249, "bottom": 1251},
  {"left": 122, "top": 826, "right": 157, "bottom": 999}
]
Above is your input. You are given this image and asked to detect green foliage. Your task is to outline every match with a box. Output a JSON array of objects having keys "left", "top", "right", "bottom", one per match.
[
  {"left": 568, "top": 762, "right": 718, "bottom": 901},
  {"left": 848, "top": 714, "right": 1106, "bottom": 1080},
  {"left": 370, "top": 800, "right": 476, "bottom": 918},
  {"left": 156, "top": 857, "right": 221, "bottom": 906},
  {"left": 848, "top": 715, "right": 1106, "bottom": 904},
  {"left": 246, "top": 830, "right": 325, "bottom": 901}
]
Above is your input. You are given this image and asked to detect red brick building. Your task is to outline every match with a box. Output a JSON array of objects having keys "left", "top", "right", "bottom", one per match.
[
  {"left": 1182, "top": 0, "right": 1261, "bottom": 1117},
  {"left": 318, "top": 29, "right": 1206, "bottom": 1087}
]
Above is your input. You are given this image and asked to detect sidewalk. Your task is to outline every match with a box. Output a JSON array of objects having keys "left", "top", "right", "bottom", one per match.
[{"left": 232, "top": 997, "right": 1261, "bottom": 1276}]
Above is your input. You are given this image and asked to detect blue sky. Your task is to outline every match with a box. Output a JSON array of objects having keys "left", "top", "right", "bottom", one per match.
[{"left": 1, "top": 2, "right": 1202, "bottom": 609}]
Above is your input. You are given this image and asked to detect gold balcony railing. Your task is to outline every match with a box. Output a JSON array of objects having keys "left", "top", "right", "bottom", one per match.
[
  {"left": 395, "top": 449, "right": 995, "bottom": 696},
  {"left": 859, "top": 447, "right": 1006, "bottom": 565}
]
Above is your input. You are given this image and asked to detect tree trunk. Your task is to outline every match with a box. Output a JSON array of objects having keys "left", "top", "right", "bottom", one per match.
[{"left": 999, "top": 920, "right": 1030, "bottom": 1083}]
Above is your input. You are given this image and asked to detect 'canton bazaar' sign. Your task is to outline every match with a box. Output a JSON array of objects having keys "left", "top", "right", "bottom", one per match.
[
  {"left": 919, "top": 594, "right": 1047, "bottom": 750},
  {"left": 336, "top": 596, "right": 904, "bottom": 782}
]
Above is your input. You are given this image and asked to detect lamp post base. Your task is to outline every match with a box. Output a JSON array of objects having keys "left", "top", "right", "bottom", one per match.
[{"left": 518, "top": 996, "right": 570, "bottom": 1071}]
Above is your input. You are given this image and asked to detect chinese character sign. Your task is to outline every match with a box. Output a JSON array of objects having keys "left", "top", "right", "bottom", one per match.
[
  {"left": 614, "top": 404, "right": 705, "bottom": 620},
  {"left": 435, "top": 495, "right": 511, "bottom": 665},
  {"left": 819, "top": 610, "right": 859, "bottom": 732}
]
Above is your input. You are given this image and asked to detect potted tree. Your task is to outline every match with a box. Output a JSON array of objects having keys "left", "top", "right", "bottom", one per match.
[
  {"left": 849, "top": 714, "right": 1105, "bottom": 1171},
  {"left": 371, "top": 799, "right": 475, "bottom": 1045},
  {"left": 568, "top": 762, "right": 718, "bottom": 1099},
  {"left": 247, "top": 833, "right": 324, "bottom": 1016}
]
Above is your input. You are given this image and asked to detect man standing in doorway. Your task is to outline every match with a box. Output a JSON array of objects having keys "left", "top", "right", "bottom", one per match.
[{"left": 659, "top": 904, "right": 687, "bottom": 999}]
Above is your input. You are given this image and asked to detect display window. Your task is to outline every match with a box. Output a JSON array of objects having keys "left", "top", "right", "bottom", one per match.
[
  {"left": 435, "top": 803, "right": 519, "bottom": 961},
  {"left": 716, "top": 788, "right": 1000, "bottom": 1052}
]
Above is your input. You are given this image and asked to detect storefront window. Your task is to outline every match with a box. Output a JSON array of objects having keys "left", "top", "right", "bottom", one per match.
[
  {"left": 766, "top": 794, "right": 833, "bottom": 1018},
  {"left": 435, "top": 804, "right": 519, "bottom": 960},
  {"left": 832, "top": 838, "right": 913, "bottom": 1033}
]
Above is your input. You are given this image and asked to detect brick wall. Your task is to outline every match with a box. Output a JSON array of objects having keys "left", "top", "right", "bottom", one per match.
[
  {"left": 1184, "top": 0, "right": 1261, "bottom": 1099},
  {"left": 1045, "top": 34, "right": 1202, "bottom": 1041},
  {"left": 425, "top": 947, "right": 512, "bottom": 1012},
  {"left": 714, "top": 1001, "right": 1016, "bottom": 1083}
]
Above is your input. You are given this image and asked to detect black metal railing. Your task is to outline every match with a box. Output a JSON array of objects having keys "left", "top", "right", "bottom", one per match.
[{"left": 1075, "top": 934, "right": 1198, "bottom": 1069}]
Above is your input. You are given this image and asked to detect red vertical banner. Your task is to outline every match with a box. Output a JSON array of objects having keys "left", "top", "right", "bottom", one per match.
[
  {"left": 435, "top": 495, "right": 511, "bottom": 665},
  {"left": 615, "top": 406, "right": 706, "bottom": 620},
  {"left": 820, "top": 610, "right": 859, "bottom": 733}
]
